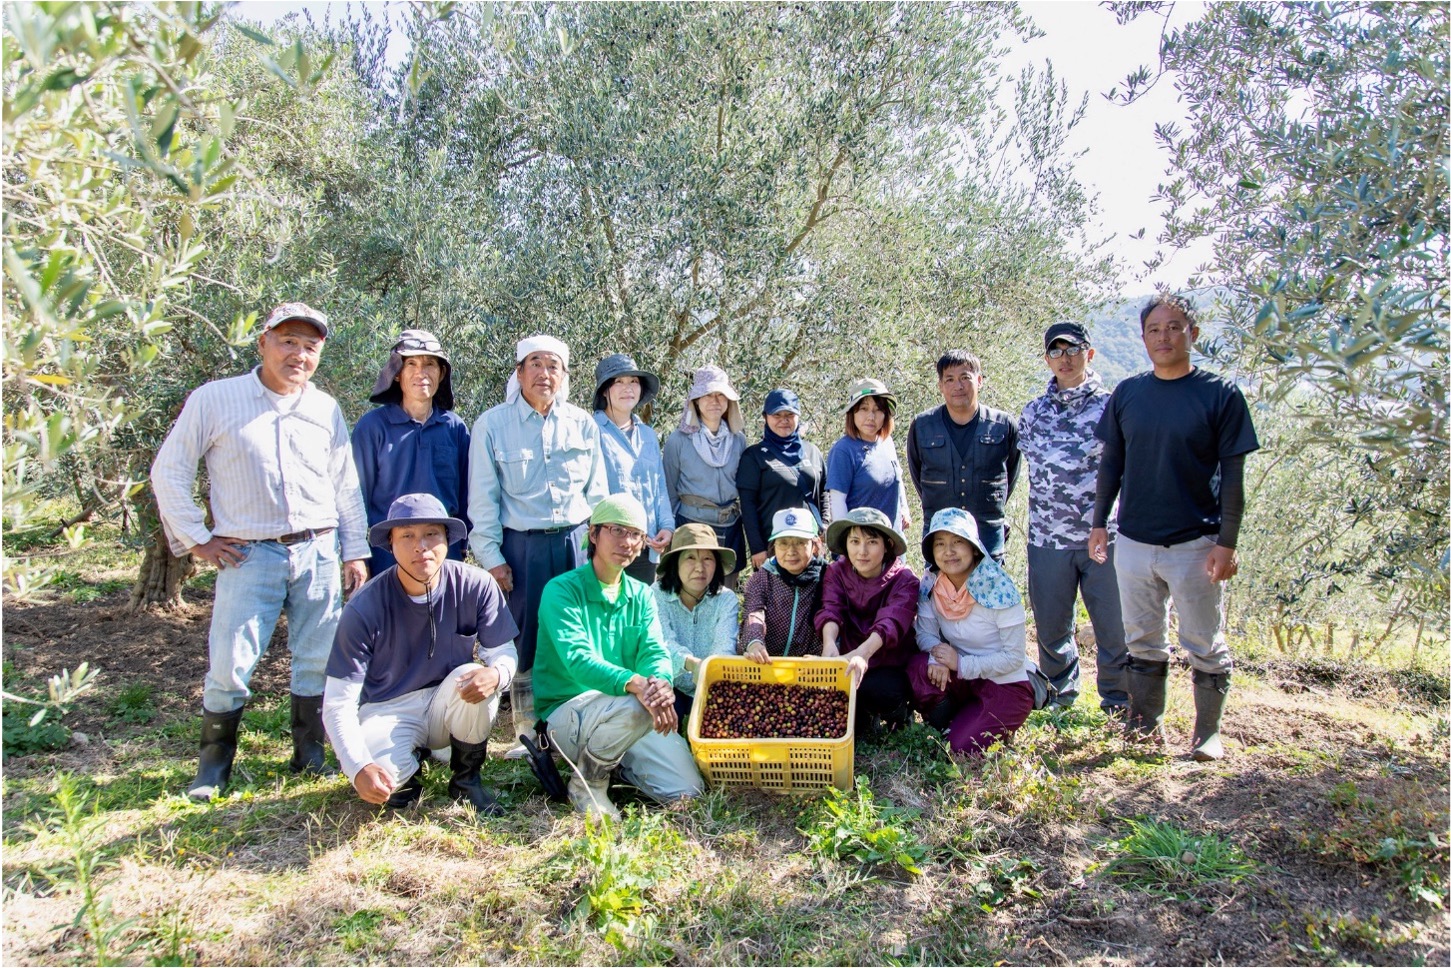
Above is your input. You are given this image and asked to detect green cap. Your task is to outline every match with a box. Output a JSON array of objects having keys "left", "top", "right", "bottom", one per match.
[{"left": 590, "top": 493, "right": 648, "bottom": 531}]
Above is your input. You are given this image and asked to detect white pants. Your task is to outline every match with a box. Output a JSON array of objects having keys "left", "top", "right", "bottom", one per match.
[
  {"left": 353, "top": 663, "right": 499, "bottom": 784},
  {"left": 546, "top": 691, "right": 703, "bottom": 803}
]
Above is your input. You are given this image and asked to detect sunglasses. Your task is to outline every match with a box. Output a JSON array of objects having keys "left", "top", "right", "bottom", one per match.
[{"left": 397, "top": 337, "right": 443, "bottom": 353}]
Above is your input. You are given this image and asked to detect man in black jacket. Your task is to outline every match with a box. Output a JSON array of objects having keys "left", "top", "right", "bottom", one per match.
[{"left": 906, "top": 350, "right": 1020, "bottom": 563}]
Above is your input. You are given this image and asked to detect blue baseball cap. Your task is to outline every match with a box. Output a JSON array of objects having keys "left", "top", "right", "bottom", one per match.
[{"left": 763, "top": 388, "right": 801, "bottom": 416}]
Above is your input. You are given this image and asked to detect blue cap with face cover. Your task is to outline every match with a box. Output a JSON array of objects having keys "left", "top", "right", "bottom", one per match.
[{"left": 763, "top": 388, "right": 801, "bottom": 416}]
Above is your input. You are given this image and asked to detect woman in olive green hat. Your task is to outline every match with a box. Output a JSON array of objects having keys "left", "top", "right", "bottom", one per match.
[
  {"left": 652, "top": 524, "right": 740, "bottom": 724},
  {"left": 816, "top": 506, "right": 920, "bottom": 739},
  {"left": 825, "top": 378, "right": 912, "bottom": 534}
]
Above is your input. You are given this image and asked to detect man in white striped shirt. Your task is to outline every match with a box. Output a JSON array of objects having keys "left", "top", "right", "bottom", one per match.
[{"left": 152, "top": 301, "right": 369, "bottom": 802}]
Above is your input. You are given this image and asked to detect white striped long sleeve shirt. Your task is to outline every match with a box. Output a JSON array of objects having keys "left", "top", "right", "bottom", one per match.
[{"left": 151, "top": 368, "right": 369, "bottom": 560}]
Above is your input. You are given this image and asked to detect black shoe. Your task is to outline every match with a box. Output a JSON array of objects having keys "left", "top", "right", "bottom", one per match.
[
  {"left": 383, "top": 773, "right": 423, "bottom": 810},
  {"left": 924, "top": 698, "right": 956, "bottom": 730},
  {"left": 187, "top": 706, "right": 245, "bottom": 802},
  {"left": 448, "top": 739, "right": 505, "bottom": 818},
  {"left": 288, "top": 693, "right": 339, "bottom": 776}
]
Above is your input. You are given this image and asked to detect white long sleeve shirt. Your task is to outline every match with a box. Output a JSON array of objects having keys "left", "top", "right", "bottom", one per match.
[{"left": 151, "top": 368, "right": 369, "bottom": 560}]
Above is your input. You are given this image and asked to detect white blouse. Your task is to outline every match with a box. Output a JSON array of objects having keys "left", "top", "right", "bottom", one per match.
[{"left": 914, "top": 570, "right": 1029, "bottom": 685}]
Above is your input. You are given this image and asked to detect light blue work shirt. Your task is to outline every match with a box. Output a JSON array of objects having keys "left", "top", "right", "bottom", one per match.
[
  {"left": 594, "top": 412, "right": 676, "bottom": 561},
  {"left": 467, "top": 394, "right": 607, "bottom": 569}
]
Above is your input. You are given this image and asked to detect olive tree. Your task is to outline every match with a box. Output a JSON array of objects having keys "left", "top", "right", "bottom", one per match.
[{"left": 1113, "top": 1, "right": 1448, "bottom": 634}]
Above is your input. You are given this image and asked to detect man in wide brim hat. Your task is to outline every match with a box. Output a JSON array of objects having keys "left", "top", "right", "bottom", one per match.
[
  {"left": 353, "top": 329, "right": 471, "bottom": 573},
  {"left": 325, "top": 493, "right": 520, "bottom": 816}
]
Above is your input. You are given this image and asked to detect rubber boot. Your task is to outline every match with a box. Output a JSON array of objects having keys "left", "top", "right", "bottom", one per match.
[
  {"left": 503, "top": 673, "right": 534, "bottom": 760},
  {"left": 925, "top": 698, "right": 956, "bottom": 730},
  {"left": 448, "top": 738, "right": 505, "bottom": 818},
  {"left": 187, "top": 706, "right": 244, "bottom": 802},
  {"left": 383, "top": 773, "right": 423, "bottom": 810},
  {"left": 1191, "top": 670, "right": 1231, "bottom": 761},
  {"left": 288, "top": 693, "right": 338, "bottom": 776},
  {"left": 567, "top": 747, "right": 620, "bottom": 820},
  {"left": 1125, "top": 658, "right": 1169, "bottom": 745}
]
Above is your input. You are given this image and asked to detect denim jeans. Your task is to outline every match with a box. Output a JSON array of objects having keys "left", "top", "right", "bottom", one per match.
[
  {"left": 204, "top": 535, "right": 342, "bottom": 713},
  {"left": 546, "top": 691, "right": 703, "bottom": 802},
  {"left": 1114, "top": 534, "right": 1232, "bottom": 674},
  {"left": 1026, "top": 543, "right": 1129, "bottom": 709}
]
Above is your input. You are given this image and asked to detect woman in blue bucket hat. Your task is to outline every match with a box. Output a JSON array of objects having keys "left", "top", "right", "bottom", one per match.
[{"left": 908, "top": 508, "right": 1034, "bottom": 754}]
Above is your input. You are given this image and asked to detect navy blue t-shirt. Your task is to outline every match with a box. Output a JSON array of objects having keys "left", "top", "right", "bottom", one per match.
[
  {"left": 327, "top": 559, "right": 518, "bottom": 704},
  {"left": 1096, "top": 368, "right": 1259, "bottom": 546},
  {"left": 826, "top": 435, "right": 903, "bottom": 523}
]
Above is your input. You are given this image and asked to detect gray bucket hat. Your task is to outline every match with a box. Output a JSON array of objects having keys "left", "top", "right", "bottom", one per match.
[
  {"left": 368, "top": 493, "right": 467, "bottom": 550},
  {"left": 368, "top": 330, "right": 455, "bottom": 411},
  {"left": 842, "top": 377, "right": 896, "bottom": 415},
  {"left": 592, "top": 353, "right": 660, "bottom": 412},
  {"left": 825, "top": 506, "right": 907, "bottom": 559}
]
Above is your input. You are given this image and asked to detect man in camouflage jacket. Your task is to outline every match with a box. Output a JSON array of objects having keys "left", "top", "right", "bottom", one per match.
[{"left": 1017, "top": 322, "right": 1128, "bottom": 712}]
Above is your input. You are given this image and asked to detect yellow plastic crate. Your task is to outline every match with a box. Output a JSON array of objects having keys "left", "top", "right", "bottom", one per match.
[{"left": 687, "top": 656, "right": 855, "bottom": 793}]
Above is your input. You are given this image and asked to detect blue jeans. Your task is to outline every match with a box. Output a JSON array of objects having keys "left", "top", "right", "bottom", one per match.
[
  {"left": 204, "top": 535, "right": 342, "bottom": 713},
  {"left": 1027, "top": 543, "right": 1129, "bottom": 709}
]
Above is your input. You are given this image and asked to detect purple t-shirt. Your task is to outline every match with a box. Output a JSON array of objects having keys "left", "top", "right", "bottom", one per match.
[
  {"left": 327, "top": 559, "right": 518, "bottom": 704},
  {"left": 826, "top": 435, "right": 902, "bottom": 523}
]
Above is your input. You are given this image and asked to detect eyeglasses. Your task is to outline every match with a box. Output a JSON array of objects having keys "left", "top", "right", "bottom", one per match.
[
  {"left": 1046, "top": 345, "right": 1086, "bottom": 359},
  {"left": 397, "top": 337, "right": 443, "bottom": 353},
  {"left": 598, "top": 524, "right": 646, "bottom": 543}
]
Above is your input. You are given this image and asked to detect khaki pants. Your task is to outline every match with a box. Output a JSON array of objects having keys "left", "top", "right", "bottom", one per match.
[
  {"left": 546, "top": 691, "right": 703, "bottom": 802},
  {"left": 1115, "top": 534, "right": 1233, "bottom": 674}
]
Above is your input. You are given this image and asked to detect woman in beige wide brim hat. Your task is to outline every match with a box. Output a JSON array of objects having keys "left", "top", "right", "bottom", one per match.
[
  {"left": 651, "top": 524, "right": 740, "bottom": 724},
  {"left": 661, "top": 365, "right": 749, "bottom": 588}
]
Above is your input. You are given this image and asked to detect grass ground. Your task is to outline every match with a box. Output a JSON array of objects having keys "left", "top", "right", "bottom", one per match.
[{"left": 3, "top": 521, "right": 1448, "bottom": 966}]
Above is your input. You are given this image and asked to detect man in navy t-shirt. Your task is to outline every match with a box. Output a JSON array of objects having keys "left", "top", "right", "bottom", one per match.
[
  {"left": 1088, "top": 294, "right": 1259, "bottom": 761},
  {"left": 323, "top": 494, "right": 519, "bottom": 815}
]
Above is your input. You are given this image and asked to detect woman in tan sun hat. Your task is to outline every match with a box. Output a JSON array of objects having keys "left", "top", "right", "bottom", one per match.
[
  {"left": 661, "top": 365, "right": 748, "bottom": 587},
  {"left": 825, "top": 378, "right": 911, "bottom": 533},
  {"left": 651, "top": 524, "right": 740, "bottom": 724}
]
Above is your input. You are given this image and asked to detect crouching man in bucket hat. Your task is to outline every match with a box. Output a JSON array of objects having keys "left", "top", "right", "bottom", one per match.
[{"left": 323, "top": 494, "right": 519, "bottom": 815}]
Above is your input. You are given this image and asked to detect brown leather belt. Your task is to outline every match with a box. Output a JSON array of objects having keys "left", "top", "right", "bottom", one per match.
[{"left": 277, "top": 527, "right": 335, "bottom": 545}]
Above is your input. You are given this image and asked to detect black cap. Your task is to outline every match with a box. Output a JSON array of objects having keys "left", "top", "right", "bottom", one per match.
[{"left": 1043, "top": 321, "right": 1090, "bottom": 351}]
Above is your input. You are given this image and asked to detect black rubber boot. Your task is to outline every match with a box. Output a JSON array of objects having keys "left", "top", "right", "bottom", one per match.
[
  {"left": 1125, "top": 658, "right": 1170, "bottom": 744},
  {"left": 925, "top": 698, "right": 956, "bottom": 730},
  {"left": 448, "top": 739, "right": 504, "bottom": 818},
  {"left": 288, "top": 693, "right": 338, "bottom": 776},
  {"left": 383, "top": 773, "right": 423, "bottom": 810},
  {"left": 187, "top": 706, "right": 244, "bottom": 802},
  {"left": 1191, "top": 670, "right": 1231, "bottom": 761}
]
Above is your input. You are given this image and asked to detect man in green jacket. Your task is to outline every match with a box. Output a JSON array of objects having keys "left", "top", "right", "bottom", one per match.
[{"left": 534, "top": 494, "right": 704, "bottom": 818}]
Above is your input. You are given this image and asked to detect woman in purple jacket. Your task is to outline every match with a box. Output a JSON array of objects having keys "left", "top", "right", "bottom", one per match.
[{"left": 816, "top": 507, "right": 919, "bottom": 738}]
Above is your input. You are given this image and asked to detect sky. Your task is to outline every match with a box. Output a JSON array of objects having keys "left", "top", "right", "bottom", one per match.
[{"left": 237, "top": 0, "right": 1214, "bottom": 292}]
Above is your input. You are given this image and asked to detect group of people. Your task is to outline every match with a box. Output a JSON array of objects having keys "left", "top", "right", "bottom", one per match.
[{"left": 151, "top": 292, "right": 1257, "bottom": 819}]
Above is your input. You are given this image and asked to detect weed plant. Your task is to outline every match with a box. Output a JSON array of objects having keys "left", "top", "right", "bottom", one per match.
[
  {"left": 1101, "top": 817, "right": 1256, "bottom": 896},
  {"left": 1305, "top": 780, "right": 1450, "bottom": 910},
  {"left": 545, "top": 809, "right": 694, "bottom": 949},
  {"left": 798, "top": 776, "right": 927, "bottom": 877}
]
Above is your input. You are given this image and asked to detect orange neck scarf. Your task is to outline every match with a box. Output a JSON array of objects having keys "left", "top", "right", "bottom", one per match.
[{"left": 931, "top": 572, "right": 976, "bottom": 621}]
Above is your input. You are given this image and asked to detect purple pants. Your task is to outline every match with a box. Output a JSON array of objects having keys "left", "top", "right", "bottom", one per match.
[{"left": 907, "top": 652, "right": 1034, "bottom": 755}]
